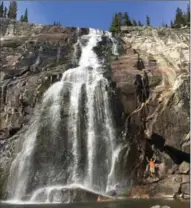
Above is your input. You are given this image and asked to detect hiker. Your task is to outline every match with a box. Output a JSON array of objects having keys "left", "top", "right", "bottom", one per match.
[{"left": 146, "top": 157, "right": 156, "bottom": 177}]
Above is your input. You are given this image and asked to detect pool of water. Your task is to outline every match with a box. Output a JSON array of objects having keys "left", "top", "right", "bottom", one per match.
[{"left": 0, "top": 199, "right": 189, "bottom": 208}]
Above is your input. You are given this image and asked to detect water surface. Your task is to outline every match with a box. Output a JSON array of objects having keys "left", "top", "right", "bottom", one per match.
[{"left": 0, "top": 199, "right": 189, "bottom": 208}]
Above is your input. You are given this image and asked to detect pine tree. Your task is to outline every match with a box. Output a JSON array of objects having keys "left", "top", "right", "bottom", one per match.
[
  {"left": 3, "top": 6, "right": 7, "bottom": 18},
  {"left": 138, "top": 20, "right": 143, "bottom": 26},
  {"left": 0, "top": 1, "right": 4, "bottom": 18},
  {"left": 118, "top": 12, "right": 123, "bottom": 26},
  {"left": 22, "top": 8, "right": 28, "bottom": 22},
  {"left": 146, "top": 15, "right": 150, "bottom": 26},
  {"left": 109, "top": 13, "right": 121, "bottom": 33},
  {"left": 20, "top": 14, "right": 23, "bottom": 21},
  {"left": 132, "top": 19, "right": 137, "bottom": 26},
  {"left": 53, "top": 21, "right": 61, "bottom": 26},
  {"left": 123, "top": 12, "right": 132, "bottom": 26},
  {"left": 8, "top": 0, "right": 17, "bottom": 19},
  {"left": 174, "top": 7, "right": 186, "bottom": 28},
  {"left": 186, "top": 4, "right": 190, "bottom": 26}
]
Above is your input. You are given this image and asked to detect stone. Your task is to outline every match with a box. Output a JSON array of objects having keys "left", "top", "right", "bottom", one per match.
[
  {"left": 31, "top": 187, "right": 101, "bottom": 203},
  {"left": 181, "top": 182, "right": 189, "bottom": 195},
  {"left": 150, "top": 206, "right": 170, "bottom": 208},
  {"left": 179, "top": 161, "right": 190, "bottom": 174}
]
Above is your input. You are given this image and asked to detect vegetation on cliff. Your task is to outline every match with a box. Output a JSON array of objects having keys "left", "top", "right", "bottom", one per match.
[
  {"left": 109, "top": 5, "right": 190, "bottom": 32},
  {"left": 0, "top": 1, "right": 28, "bottom": 22}
]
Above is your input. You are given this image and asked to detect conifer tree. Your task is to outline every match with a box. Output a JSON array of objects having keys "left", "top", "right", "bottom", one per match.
[
  {"left": 132, "top": 19, "right": 137, "bottom": 26},
  {"left": 123, "top": 12, "right": 132, "bottom": 26},
  {"left": 3, "top": 6, "right": 7, "bottom": 18},
  {"left": 146, "top": 15, "right": 150, "bottom": 26},
  {"left": 22, "top": 8, "right": 28, "bottom": 22},
  {"left": 118, "top": 12, "right": 123, "bottom": 26},
  {"left": 138, "top": 20, "right": 143, "bottom": 26},
  {"left": 53, "top": 21, "right": 61, "bottom": 26},
  {"left": 174, "top": 7, "right": 186, "bottom": 27},
  {"left": 109, "top": 13, "right": 121, "bottom": 33},
  {"left": 186, "top": 4, "right": 190, "bottom": 26},
  {"left": 0, "top": 1, "right": 4, "bottom": 18},
  {"left": 8, "top": 0, "right": 17, "bottom": 19},
  {"left": 20, "top": 14, "right": 23, "bottom": 21}
]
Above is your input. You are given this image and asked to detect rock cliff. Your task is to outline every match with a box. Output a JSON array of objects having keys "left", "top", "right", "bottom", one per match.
[
  {"left": 0, "top": 19, "right": 190, "bottom": 199},
  {"left": 111, "top": 26, "right": 190, "bottom": 199}
]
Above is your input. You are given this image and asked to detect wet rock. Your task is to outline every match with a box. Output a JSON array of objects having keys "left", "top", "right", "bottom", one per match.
[
  {"left": 30, "top": 187, "right": 104, "bottom": 203},
  {"left": 180, "top": 182, "right": 189, "bottom": 195}
]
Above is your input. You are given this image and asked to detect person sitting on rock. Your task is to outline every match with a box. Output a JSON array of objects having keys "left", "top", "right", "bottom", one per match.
[
  {"left": 146, "top": 157, "right": 156, "bottom": 177},
  {"left": 97, "top": 195, "right": 105, "bottom": 202}
]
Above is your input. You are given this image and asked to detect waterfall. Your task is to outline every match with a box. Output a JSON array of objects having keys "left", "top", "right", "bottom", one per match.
[{"left": 6, "top": 28, "right": 120, "bottom": 203}]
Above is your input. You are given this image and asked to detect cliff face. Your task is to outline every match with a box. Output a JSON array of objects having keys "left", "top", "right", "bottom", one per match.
[
  {"left": 111, "top": 27, "right": 190, "bottom": 198},
  {"left": 0, "top": 19, "right": 90, "bottom": 198},
  {"left": 0, "top": 19, "right": 190, "bottom": 199}
]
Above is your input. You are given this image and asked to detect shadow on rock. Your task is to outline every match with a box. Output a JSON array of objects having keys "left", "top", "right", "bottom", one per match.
[
  {"left": 163, "top": 145, "right": 190, "bottom": 164},
  {"left": 148, "top": 133, "right": 190, "bottom": 164}
]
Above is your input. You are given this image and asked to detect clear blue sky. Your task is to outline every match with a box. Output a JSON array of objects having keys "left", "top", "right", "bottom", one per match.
[{"left": 5, "top": 1, "right": 189, "bottom": 30}]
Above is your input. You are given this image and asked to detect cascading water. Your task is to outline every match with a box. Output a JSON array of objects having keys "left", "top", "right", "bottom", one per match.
[{"left": 6, "top": 28, "right": 120, "bottom": 203}]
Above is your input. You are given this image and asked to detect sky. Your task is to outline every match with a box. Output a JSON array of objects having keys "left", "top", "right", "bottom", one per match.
[{"left": 4, "top": 1, "right": 189, "bottom": 30}]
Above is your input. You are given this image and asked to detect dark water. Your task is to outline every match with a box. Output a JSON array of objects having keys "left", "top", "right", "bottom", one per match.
[{"left": 0, "top": 199, "right": 189, "bottom": 208}]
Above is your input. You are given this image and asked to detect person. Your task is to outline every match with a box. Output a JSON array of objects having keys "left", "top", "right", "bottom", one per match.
[
  {"left": 97, "top": 195, "right": 102, "bottom": 202},
  {"left": 146, "top": 157, "right": 156, "bottom": 177}
]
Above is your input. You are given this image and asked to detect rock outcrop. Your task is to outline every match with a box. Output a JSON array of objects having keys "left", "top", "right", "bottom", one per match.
[
  {"left": 111, "top": 26, "right": 190, "bottom": 198},
  {"left": 0, "top": 19, "right": 190, "bottom": 200}
]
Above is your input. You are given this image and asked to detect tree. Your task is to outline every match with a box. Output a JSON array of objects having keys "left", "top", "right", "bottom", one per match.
[
  {"left": 146, "top": 15, "right": 150, "bottom": 26},
  {"left": 8, "top": 0, "right": 17, "bottom": 19},
  {"left": 174, "top": 7, "right": 186, "bottom": 28},
  {"left": 20, "top": 14, "right": 23, "bottom": 21},
  {"left": 132, "top": 19, "right": 137, "bottom": 26},
  {"left": 118, "top": 12, "right": 123, "bottom": 26},
  {"left": 0, "top": 1, "right": 4, "bottom": 18},
  {"left": 186, "top": 4, "right": 190, "bottom": 26},
  {"left": 138, "top": 20, "right": 143, "bottom": 26},
  {"left": 123, "top": 12, "right": 132, "bottom": 26},
  {"left": 53, "top": 21, "right": 61, "bottom": 26},
  {"left": 3, "top": 6, "right": 7, "bottom": 18},
  {"left": 109, "top": 13, "right": 121, "bottom": 33},
  {"left": 22, "top": 8, "right": 28, "bottom": 22}
]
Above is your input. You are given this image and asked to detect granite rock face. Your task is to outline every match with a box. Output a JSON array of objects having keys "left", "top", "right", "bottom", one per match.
[
  {"left": 0, "top": 19, "right": 89, "bottom": 199},
  {"left": 0, "top": 20, "right": 190, "bottom": 199},
  {"left": 111, "top": 26, "right": 189, "bottom": 198}
]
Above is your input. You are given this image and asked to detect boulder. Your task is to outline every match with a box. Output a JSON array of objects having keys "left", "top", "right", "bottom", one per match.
[
  {"left": 180, "top": 182, "right": 190, "bottom": 195},
  {"left": 178, "top": 161, "right": 190, "bottom": 174},
  {"left": 30, "top": 186, "right": 111, "bottom": 203}
]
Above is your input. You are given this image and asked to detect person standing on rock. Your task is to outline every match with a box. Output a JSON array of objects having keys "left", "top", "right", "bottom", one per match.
[{"left": 146, "top": 157, "right": 156, "bottom": 177}]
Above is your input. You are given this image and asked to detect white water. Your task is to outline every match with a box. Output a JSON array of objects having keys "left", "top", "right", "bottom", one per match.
[{"left": 6, "top": 28, "right": 120, "bottom": 203}]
